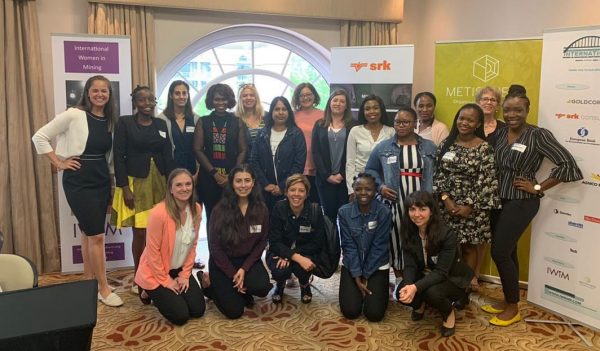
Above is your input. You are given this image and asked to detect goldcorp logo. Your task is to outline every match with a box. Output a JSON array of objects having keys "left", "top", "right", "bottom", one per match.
[
  {"left": 472, "top": 55, "right": 499, "bottom": 83},
  {"left": 350, "top": 60, "right": 391, "bottom": 72},
  {"left": 563, "top": 36, "right": 600, "bottom": 59},
  {"left": 567, "top": 98, "right": 600, "bottom": 105}
]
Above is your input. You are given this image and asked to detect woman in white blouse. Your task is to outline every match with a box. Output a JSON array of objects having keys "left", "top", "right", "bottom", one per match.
[{"left": 346, "top": 95, "right": 395, "bottom": 201}]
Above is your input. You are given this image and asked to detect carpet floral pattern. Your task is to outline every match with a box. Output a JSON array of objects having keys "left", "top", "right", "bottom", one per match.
[{"left": 38, "top": 270, "right": 600, "bottom": 350}]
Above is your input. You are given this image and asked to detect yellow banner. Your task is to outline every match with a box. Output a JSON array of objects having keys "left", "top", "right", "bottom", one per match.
[{"left": 434, "top": 39, "right": 543, "bottom": 281}]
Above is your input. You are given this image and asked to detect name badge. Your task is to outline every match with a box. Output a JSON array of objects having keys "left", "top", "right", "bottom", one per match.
[
  {"left": 299, "top": 225, "right": 311, "bottom": 233},
  {"left": 387, "top": 156, "right": 397, "bottom": 164},
  {"left": 368, "top": 221, "right": 377, "bottom": 230},
  {"left": 511, "top": 143, "right": 527, "bottom": 153},
  {"left": 249, "top": 225, "right": 262, "bottom": 233},
  {"left": 186, "top": 126, "right": 195, "bottom": 133},
  {"left": 158, "top": 131, "right": 166, "bottom": 138},
  {"left": 442, "top": 151, "right": 456, "bottom": 161}
]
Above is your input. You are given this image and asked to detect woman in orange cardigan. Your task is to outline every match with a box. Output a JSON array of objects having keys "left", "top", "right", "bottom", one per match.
[{"left": 134, "top": 168, "right": 205, "bottom": 325}]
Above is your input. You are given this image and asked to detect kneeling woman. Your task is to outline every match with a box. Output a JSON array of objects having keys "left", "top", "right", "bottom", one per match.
[
  {"left": 207, "top": 164, "right": 272, "bottom": 319},
  {"left": 396, "top": 191, "right": 473, "bottom": 337},
  {"left": 268, "top": 174, "right": 324, "bottom": 304},
  {"left": 134, "top": 169, "right": 205, "bottom": 325},
  {"left": 338, "top": 173, "right": 391, "bottom": 322}
]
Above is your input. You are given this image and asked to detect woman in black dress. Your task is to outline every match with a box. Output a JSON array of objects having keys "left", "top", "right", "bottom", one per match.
[
  {"left": 32, "top": 75, "right": 122, "bottom": 306},
  {"left": 193, "top": 83, "right": 248, "bottom": 224}
]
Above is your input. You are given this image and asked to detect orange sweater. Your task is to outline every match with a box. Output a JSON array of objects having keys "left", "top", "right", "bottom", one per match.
[{"left": 135, "top": 201, "right": 202, "bottom": 290}]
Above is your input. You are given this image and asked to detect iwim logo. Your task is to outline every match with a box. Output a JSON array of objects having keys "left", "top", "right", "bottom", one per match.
[
  {"left": 563, "top": 36, "right": 600, "bottom": 58},
  {"left": 350, "top": 60, "right": 392, "bottom": 72}
]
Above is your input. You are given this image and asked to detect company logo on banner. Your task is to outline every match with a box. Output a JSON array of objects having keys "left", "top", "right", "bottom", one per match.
[
  {"left": 472, "top": 55, "right": 500, "bottom": 82},
  {"left": 530, "top": 25, "right": 600, "bottom": 330},
  {"left": 331, "top": 45, "right": 414, "bottom": 110}
]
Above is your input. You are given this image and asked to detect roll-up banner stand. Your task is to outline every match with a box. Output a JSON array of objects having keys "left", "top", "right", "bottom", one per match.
[
  {"left": 530, "top": 26, "right": 600, "bottom": 335},
  {"left": 51, "top": 34, "right": 133, "bottom": 273}
]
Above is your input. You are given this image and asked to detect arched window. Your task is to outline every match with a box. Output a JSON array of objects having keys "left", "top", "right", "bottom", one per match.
[{"left": 157, "top": 24, "right": 331, "bottom": 115}]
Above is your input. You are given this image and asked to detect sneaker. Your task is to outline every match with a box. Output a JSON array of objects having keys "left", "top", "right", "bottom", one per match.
[
  {"left": 130, "top": 283, "right": 139, "bottom": 295},
  {"left": 98, "top": 292, "right": 123, "bottom": 307}
]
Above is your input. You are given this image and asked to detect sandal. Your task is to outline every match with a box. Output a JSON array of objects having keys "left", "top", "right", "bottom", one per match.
[
  {"left": 300, "top": 284, "right": 312, "bottom": 304},
  {"left": 272, "top": 282, "right": 285, "bottom": 304}
]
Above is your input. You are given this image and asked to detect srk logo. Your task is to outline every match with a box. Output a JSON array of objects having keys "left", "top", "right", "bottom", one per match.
[{"left": 350, "top": 60, "right": 392, "bottom": 72}]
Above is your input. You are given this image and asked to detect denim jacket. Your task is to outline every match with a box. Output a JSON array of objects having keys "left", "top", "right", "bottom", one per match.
[
  {"left": 338, "top": 200, "right": 391, "bottom": 279},
  {"left": 364, "top": 135, "right": 437, "bottom": 193}
]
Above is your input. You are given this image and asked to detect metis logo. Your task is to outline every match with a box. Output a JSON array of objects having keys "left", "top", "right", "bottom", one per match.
[
  {"left": 547, "top": 267, "right": 570, "bottom": 280},
  {"left": 473, "top": 55, "right": 499, "bottom": 82},
  {"left": 568, "top": 221, "right": 583, "bottom": 229},
  {"left": 563, "top": 36, "right": 600, "bottom": 58},
  {"left": 350, "top": 60, "right": 392, "bottom": 72}
]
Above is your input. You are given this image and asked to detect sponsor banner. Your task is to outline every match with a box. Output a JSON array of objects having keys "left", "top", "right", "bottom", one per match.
[
  {"left": 530, "top": 26, "right": 600, "bottom": 330},
  {"left": 434, "top": 39, "right": 542, "bottom": 127},
  {"left": 51, "top": 34, "right": 133, "bottom": 273},
  {"left": 434, "top": 39, "right": 542, "bottom": 282},
  {"left": 330, "top": 45, "right": 414, "bottom": 84}
]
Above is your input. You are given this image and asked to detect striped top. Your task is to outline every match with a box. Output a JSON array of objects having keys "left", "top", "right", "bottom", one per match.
[{"left": 494, "top": 125, "right": 582, "bottom": 199}]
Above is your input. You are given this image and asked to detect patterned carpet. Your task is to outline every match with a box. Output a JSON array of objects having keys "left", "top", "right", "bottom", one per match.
[{"left": 39, "top": 270, "right": 600, "bottom": 351}]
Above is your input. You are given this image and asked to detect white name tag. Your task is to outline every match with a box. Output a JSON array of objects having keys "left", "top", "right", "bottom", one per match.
[
  {"left": 511, "top": 143, "right": 527, "bottom": 153},
  {"left": 299, "top": 225, "right": 311, "bottom": 233},
  {"left": 249, "top": 225, "right": 262, "bottom": 233},
  {"left": 368, "top": 221, "right": 377, "bottom": 230},
  {"left": 442, "top": 151, "right": 456, "bottom": 161},
  {"left": 387, "top": 156, "right": 397, "bottom": 164},
  {"left": 158, "top": 130, "right": 166, "bottom": 138},
  {"left": 186, "top": 126, "right": 195, "bottom": 133}
]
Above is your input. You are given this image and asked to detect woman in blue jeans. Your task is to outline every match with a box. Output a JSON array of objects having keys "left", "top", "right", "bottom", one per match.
[
  {"left": 338, "top": 173, "right": 391, "bottom": 322},
  {"left": 267, "top": 174, "right": 324, "bottom": 304}
]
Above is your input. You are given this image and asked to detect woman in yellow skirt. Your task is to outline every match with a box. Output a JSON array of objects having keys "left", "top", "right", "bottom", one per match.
[{"left": 112, "top": 86, "right": 175, "bottom": 295}]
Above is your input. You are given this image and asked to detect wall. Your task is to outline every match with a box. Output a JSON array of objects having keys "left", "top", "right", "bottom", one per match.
[
  {"left": 154, "top": 8, "right": 341, "bottom": 73},
  {"left": 399, "top": 0, "right": 600, "bottom": 93},
  {"left": 37, "top": 0, "right": 88, "bottom": 116}
]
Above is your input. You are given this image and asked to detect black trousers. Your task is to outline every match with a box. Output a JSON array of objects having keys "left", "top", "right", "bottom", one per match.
[
  {"left": 267, "top": 254, "right": 312, "bottom": 286},
  {"left": 491, "top": 197, "right": 540, "bottom": 303},
  {"left": 307, "top": 175, "right": 321, "bottom": 205},
  {"left": 397, "top": 278, "right": 466, "bottom": 320},
  {"left": 207, "top": 257, "right": 272, "bottom": 319},
  {"left": 146, "top": 268, "right": 206, "bottom": 326},
  {"left": 338, "top": 266, "right": 389, "bottom": 322},
  {"left": 315, "top": 176, "right": 348, "bottom": 222}
]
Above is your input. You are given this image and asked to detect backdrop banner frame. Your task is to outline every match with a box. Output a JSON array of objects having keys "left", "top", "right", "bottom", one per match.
[{"left": 51, "top": 33, "right": 134, "bottom": 273}]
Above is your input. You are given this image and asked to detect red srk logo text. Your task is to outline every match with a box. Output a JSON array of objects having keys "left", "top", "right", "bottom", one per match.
[
  {"left": 350, "top": 60, "right": 392, "bottom": 72},
  {"left": 555, "top": 112, "right": 580, "bottom": 120}
]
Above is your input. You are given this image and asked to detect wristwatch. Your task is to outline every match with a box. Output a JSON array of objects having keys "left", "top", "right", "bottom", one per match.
[
  {"left": 533, "top": 184, "right": 543, "bottom": 197},
  {"left": 440, "top": 193, "right": 450, "bottom": 201}
]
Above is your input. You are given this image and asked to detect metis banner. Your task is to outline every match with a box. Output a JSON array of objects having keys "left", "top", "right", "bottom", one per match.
[
  {"left": 530, "top": 26, "right": 600, "bottom": 330},
  {"left": 51, "top": 34, "right": 133, "bottom": 272}
]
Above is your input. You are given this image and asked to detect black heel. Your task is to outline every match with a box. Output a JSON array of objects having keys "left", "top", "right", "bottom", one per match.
[
  {"left": 300, "top": 284, "right": 312, "bottom": 304},
  {"left": 272, "top": 282, "right": 285, "bottom": 304}
]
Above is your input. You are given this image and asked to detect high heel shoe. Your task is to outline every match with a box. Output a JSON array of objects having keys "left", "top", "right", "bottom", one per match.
[
  {"left": 138, "top": 289, "right": 151, "bottom": 305},
  {"left": 440, "top": 324, "right": 455, "bottom": 337},
  {"left": 300, "top": 284, "right": 312, "bottom": 304},
  {"left": 272, "top": 282, "right": 285, "bottom": 304}
]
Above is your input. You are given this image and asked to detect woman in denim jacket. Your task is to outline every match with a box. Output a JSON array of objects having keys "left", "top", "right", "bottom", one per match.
[
  {"left": 338, "top": 173, "right": 391, "bottom": 322},
  {"left": 365, "top": 106, "right": 437, "bottom": 283}
]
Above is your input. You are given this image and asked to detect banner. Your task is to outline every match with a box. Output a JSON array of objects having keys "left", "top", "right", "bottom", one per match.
[
  {"left": 330, "top": 45, "right": 414, "bottom": 110},
  {"left": 51, "top": 34, "right": 134, "bottom": 273},
  {"left": 434, "top": 39, "right": 542, "bottom": 281},
  {"left": 529, "top": 26, "right": 600, "bottom": 330}
]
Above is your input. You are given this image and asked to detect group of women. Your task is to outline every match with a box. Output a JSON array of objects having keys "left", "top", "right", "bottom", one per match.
[{"left": 33, "top": 75, "right": 582, "bottom": 335}]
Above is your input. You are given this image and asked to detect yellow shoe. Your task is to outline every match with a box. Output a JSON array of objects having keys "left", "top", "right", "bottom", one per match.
[
  {"left": 489, "top": 313, "right": 521, "bottom": 326},
  {"left": 481, "top": 304, "right": 504, "bottom": 314}
]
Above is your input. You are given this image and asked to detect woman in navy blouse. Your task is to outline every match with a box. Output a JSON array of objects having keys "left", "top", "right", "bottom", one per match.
[
  {"left": 482, "top": 85, "right": 582, "bottom": 326},
  {"left": 338, "top": 173, "right": 391, "bottom": 322},
  {"left": 250, "top": 97, "right": 306, "bottom": 211}
]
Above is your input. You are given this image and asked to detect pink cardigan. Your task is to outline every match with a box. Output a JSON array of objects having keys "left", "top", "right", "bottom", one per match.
[{"left": 135, "top": 201, "right": 202, "bottom": 290}]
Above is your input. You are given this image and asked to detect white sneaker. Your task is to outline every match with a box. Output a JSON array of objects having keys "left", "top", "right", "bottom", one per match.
[
  {"left": 130, "top": 283, "right": 139, "bottom": 294},
  {"left": 98, "top": 292, "right": 124, "bottom": 307}
]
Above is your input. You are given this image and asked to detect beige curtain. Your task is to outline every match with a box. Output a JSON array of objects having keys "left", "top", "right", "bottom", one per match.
[
  {"left": 88, "top": 3, "right": 156, "bottom": 89},
  {"left": 341, "top": 21, "right": 400, "bottom": 46},
  {"left": 0, "top": 0, "right": 60, "bottom": 272}
]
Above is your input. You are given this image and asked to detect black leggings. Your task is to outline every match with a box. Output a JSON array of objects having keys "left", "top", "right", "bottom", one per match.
[
  {"left": 339, "top": 266, "right": 389, "bottom": 322},
  {"left": 397, "top": 279, "right": 466, "bottom": 320},
  {"left": 146, "top": 268, "right": 206, "bottom": 326},
  {"left": 207, "top": 257, "right": 272, "bottom": 319},
  {"left": 491, "top": 198, "right": 540, "bottom": 303}
]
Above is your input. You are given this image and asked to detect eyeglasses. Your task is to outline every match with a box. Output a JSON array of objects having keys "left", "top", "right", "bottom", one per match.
[
  {"left": 480, "top": 97, "right": 498, "bottom": 103},
  {"left": 300, "top": 93, "right": 314, "bottom": 100},
  {"left": 394, "top": 119, "right": 414, "bottom": 126}
]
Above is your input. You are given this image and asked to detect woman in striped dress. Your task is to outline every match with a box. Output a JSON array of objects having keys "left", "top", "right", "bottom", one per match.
[{"left": 365, "top": 106, "right": 437, "bottom": 283}]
